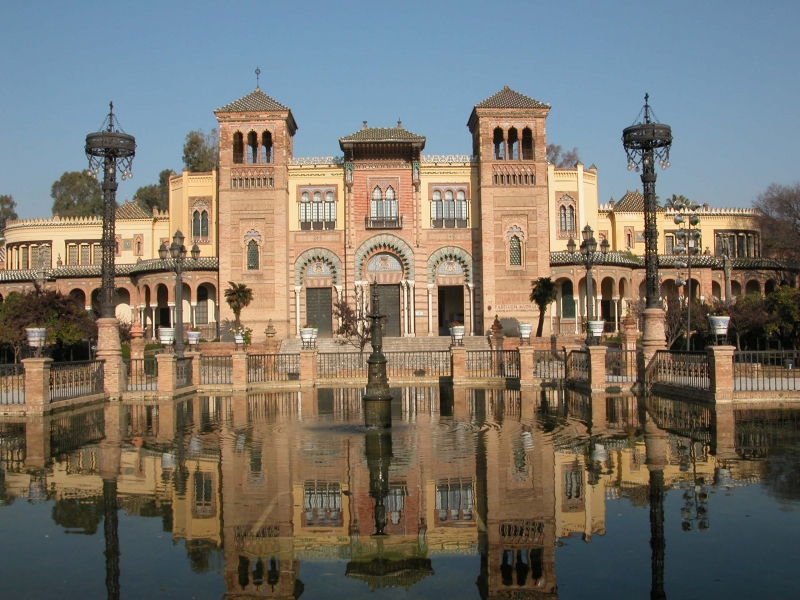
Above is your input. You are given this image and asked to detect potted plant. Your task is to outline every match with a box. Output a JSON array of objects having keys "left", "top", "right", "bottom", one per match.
[
  {"left": 449, "top": 321, "right": 465, "bottom": 344},
  {"left": 230, "top": 327, "right": 246, "bottom": 347},
  {"left": 299, "top": 324, "right": 318, "bottom": 347},
  {"left": 158, "top": 326, "right": 175, "bottom": 346},
  {"left": 187, "top": 326, "right": 201, "bottom": 346},
  {"left": 707, "top": 303, "right": 731, "bottom": 339}
]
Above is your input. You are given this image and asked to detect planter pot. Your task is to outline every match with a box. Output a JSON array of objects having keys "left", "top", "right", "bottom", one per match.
[
  {"left": 299, "top": 327, "right": 318, "bottom": 347},
  {"left": 187, "top": 331, "right": 201, "bottom": 346},
  {"left": 233, "top": 333, "right": 245, "bottom": 345},
  {"left": 25, "top": 327, "right": 47, "bottom": 348},
  {"left": 708, "top": 315, "right": 731, "bottom": 336},
  {"left": 518, "top": 323, "right": 533, "bottom": 339},
  {"left": 450, "top": 325, "right": 465, "bottom": 341},
  {"left": 158, "top": 327, "right": 175, "bottom": 346},
  {"left": 587, "top": 320, "right": 605, "bottom": 338}
]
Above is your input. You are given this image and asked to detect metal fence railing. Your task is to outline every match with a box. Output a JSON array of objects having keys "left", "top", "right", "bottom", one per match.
[
  {"left": 200, "top": 355, "right": 232, "bottom": 385},
  {"left": 318, "top": 352, "right": 368, "bottom": 379},
  {"left": 466, "top": 350, "right": 520, "bottom": 379},
  {"left": 533, "top": 350, "right": 566, "bottom": 380},
  {"left": 0, "top": 363, "right": 25, "bottom": 405},
  {"left": 176, "top": 357, "right": 192, "bottom": 388},
  {"left": 385, "top": 351, "right": 451, "bottom": 379},
  {"left": 647, "top": 351, "right": 710, "bottom": 391},
  {"left": 248, "top": 354, "right": 301, "bottom": 383},
  {"left": 124, "top": 357, "right": 158, "bottom": 391},
  {"left": 50, "top": 360, "right": 104, "bottom": 401},
  {"left": 606, "top": 349, "right": 639, "bottom": 383},
  {"left": 734, "top": 350, "right": 800, "bottom": 392},
  {"left": 566, "top": 350, "right": 589, "bottom": 382}
]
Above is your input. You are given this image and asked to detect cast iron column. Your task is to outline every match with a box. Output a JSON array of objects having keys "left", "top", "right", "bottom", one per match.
[
  {"left": 86, "top": 103, "right": 136, "bottom": 318},
  {"left": 363, "top": 280, "right": 392, "bottom": 428}
]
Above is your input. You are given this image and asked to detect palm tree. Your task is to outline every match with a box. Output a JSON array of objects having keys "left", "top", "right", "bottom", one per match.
[
  {"left": 530, "top": 277, "right": 558, "bottom": 337},
  {"left": 224, "top": 282, "right": 253, "bottom": 329}
]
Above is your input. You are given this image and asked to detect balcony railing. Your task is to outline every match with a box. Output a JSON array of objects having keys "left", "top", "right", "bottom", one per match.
[
  {"left": 432, "top": 218, "right": 469, "bottom": 229},
  {"left": 365, "top": 216, "right": 402, "bottom": 229}
]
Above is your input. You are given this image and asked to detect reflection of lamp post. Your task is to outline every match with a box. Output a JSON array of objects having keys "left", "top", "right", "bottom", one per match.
[
  {"left": 568, "top": 225, "right": 609, "bottom": 346},
  {"left": 159, "top": 231, "right": 200, "bottom": 358},
  {"left": 672, "top": 199, "right": 702, "bottom": 350},
  {"left": 85, "top": 103, "right": 136, "bottom": 319}
]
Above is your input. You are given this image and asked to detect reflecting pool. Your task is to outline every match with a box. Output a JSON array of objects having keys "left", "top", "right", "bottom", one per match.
[{"left": 1, "top": 388, "right": 799, "bottom": 599}]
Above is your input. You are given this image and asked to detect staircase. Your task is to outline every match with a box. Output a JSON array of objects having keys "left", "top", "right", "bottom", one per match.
[{"left": 279, "top": 335, "right": 490, "bottom": 353}]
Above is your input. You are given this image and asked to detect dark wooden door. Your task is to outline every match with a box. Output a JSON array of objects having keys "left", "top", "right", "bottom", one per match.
[
  {"left": 377, "top": 285, "right": 400, "bottom": 337},
  {"left": 306, "top": 288, "right": 332, "bottom": 337}
]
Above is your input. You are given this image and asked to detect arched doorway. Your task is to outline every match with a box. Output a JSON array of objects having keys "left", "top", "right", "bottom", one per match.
[
  {"left": 745, "top": 280, "right": 760, "bottom": 295},
  {"left": 366, "top": 253, "right": 403, "bottom": 337}
]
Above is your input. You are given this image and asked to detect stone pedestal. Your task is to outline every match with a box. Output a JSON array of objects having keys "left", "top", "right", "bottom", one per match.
[
  {"left": 641, "top": 308, "right": 667, "bottom": 366},
  {"left": 587, "top": 346, "right": 608, "bottom": 393},
  {"left": 96, "top": 317, "right": 124, "bottom": 398},
  {"left": 451, "top": 347, "right": 467, "bottom": 384},
  {"left": 299, "top": 350, "right": 317, "bottom": 386},
  {"left": 22, "top": 358, "right": 52, "bottom": 410},
  {"left": 231, "top": 351, "right": 248, "bottom": 391},
  {"left": 708, "top": 345, "right": 735, "bottom": 403},
  {"left": 518, "top": 346, "right": 535, "bottom": 387},
  {"left": 620, "top": 314, "right": 639, "bottom": 351}
]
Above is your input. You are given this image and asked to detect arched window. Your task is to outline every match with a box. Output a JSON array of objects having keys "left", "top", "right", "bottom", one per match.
[
  {"left": 371, "top": 186, "right": 383, "bottom": 218},
  {"left": 566, "top": 206, "right": 575, "bottom": 231},
  {"left": 233, "top": 132, "right": 244, "bottom": 164},
  {"left": 247, "top": 131, "right": 258, "bottom": 164},
  {"left": 201, "top": 212, "right": 208, "bottom": 237},
  {"left": 324, "top": 191, "right": 335, "bottom": 229},
  {"left": 508, "top": 128, "right": 519, "bottom": 160},
  {"left": 432, "top": 190, "right": 443, "bottom": 228},
  {"left": 193, "top": 211, "right": 201, "bottom": 237},
  {"left": 311, "top": 192, "right": 323, "bottom": 230},
  {"left": 522, "top": 127, "right": 534, "bottom": 160},
  {"left": 493, "top": 127, "right": 505, "bottom": 160},
  {"left": 261, "top": 131, "right": 272, "bottom": 163},
  {"left": 443, "top": 190, "right": 455, "bottom": 227},
  {"left": 385, "top": 186, "right": 396, "bottom": 218},
  {"left": 246, "top": 240, "right": 259, "bottom": 270},
  {"left": 456, "top": 190, "right": 468, "bottom": 227},
  {"left": 300, "top": 192, "right": 311, "bottom": 230},
  {"left": 559, "top": 206, "right": 567, "bottom": 231},
  {"left": 196, "top": 286, "right": 209, "bottom": 325},
  {"left": 192, "top": 209, "right": 209, "bottom": 239},
  {"left": 509, "top": 235, "right": 522, "bottom": 266},
  {"left": 562, "top": 281, "right": 576, "bottom": 319}
]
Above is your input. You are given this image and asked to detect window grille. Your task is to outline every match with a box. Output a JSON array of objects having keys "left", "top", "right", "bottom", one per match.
[
  {"left": 246, "top": 240, "right": 259, "bottom": 270},
  {"left": 509, "top": 236, "right": 522, "bottom": 266}
]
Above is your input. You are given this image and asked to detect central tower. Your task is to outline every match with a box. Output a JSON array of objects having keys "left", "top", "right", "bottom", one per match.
[{"left": 468, "top": 86, "right": 551, "bottom": 321}]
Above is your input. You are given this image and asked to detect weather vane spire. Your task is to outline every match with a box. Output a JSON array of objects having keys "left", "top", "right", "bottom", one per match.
[{"left": 255, "top": 67, "right": 261, "bottom": 91}]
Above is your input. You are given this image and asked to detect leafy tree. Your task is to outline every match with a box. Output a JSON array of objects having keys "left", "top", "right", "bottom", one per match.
[
  {"left": 183, "top": 129, "right": 218, "bottom": 172},
  {"left": 546, "top": 144, "right": 580, "bottom": 168},
  {"left": 529, "top": 277, "right": 558, "bottom": 337},
  {"left": 728, "top": 293, "right": 770, "bottom": 350},
  {"left": 51, "top": 171, "right": 103, "bottom": 218},
  {"left": 752, "top": 182, "right": 800, "bottom": 260},
  {"left": 223, "top": 282, "right": 253, "bottom": 329},
  {"left": 333, "top": 296, "right": 371, "bottom": 351},
  {"left": 0, "top": 287, "right": 97, "bottom": 361},
  {"left": 765, "top": 285, "right": 800, "bottom": 348},
  {"left": 134, "top": 169, "right": 174, "bottom": 213},
  {"left": 0, "top": 194, "right": 18, "bottom": 232}
]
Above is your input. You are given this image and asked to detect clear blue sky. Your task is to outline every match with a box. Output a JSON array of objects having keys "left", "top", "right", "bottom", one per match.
[{"left": 1, "top": 0, "right": 798, "bottom": 218}]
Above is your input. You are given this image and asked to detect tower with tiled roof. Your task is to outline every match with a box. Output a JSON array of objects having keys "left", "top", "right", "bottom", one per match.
[
  {"left": 214, "top": 83, "right": 297, "bottom": 336},
  {"left": 468, "top": 86, "right": 552, "bottom": 317}
]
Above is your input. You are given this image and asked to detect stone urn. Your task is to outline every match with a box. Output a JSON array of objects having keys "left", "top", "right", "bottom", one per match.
[
  {"left": 587, "top": 320, "right": 605, "bottom": 339},
  {"left": 518, "top": 323, "right": 533, "bottom": 341},
  {"left": 158, "top": 327, "right": 175, "bottom": 346},
  {"left": 187, "top": 330, "right": 201, "bottom": 346},
  {"left": 299, "top": 327, "right": 318, "bottom": 347},
  {"left": 708, "top": 315, "right": 730, "bottom": 337},
  {"left": 449, "top": 324, "right": 465, "bottom": 345},
  {"left": 25, "top": 327, "right": 47, "bottom": 348}
]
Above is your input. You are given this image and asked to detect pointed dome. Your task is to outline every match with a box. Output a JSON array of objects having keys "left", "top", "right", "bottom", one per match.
[
  {"left": 215, "top": 88, "right": 289, "bottom": 113},
  {"left": 474, "top": 86, "right": 549, "bottom": 109}
]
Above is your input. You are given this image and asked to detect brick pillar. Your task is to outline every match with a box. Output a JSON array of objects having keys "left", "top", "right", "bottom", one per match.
[
  {"left": 518, "top": 346, "right": 535, "bottom": 387},
  {"left": 157, "top": 401, "right": 175, "bottom": 443},
  {"left": 231, "top": 351, "right": 248, "bottom": 391},
  {"left": 520, "top": 388, "right": 537, "bottom": 420},
  {"left": 451, "top": 347, "right": 467, "bottom": 384},
  {"left": 185, "top": 351, "right": 202, "bottom": 386},
  {"left": 24, "top": 414, "right": 51, "bottom": 468},
  {"left": 96, "top": 317, "right": 124, "bottom": 398},
  {"left": 590, "top": 394, "right": 607, "bottom": 435},
  {"left": 713, "top": 403, "right": 737, "bottom": 461},
  {"left": 587, "top": 345, "right": 608, "bottom": 392},
  {"left": 299, "top": 350, "right": 318, "bottom": 387},
  {"left": 708, "top": 345, "right": 735, "bottom": 403},
  {"left": 620, "top": 314, "right": 638, "bottom": 351},
  {"left": 100, "top": 403, "right": 123, "bottom": 481},
  {"left": 22, "top": 357, "right": 52, "bottom": 410},
  {"left": 156, "top": 353, "right": 176, "bottom": 397},
  {"left": 453, "top": 386, "right": 468, "bottom": 419},
  {"left": 231, "top": 392, "right": 248, "bottom": 428},
  {"left": 301, "top": 389, "right": 316, "bottom": 418},
  {"left": 641, "top": 308, "right": 667, "bottom": 367}
]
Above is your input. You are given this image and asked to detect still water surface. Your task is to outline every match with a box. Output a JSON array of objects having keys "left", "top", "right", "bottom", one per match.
[{"left": 1, "top": 387, "right": 799, "bottom": 599}]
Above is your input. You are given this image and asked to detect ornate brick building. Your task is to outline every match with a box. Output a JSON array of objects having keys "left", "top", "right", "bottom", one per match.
[{"left": 0, "top": 85, "right": 788, "bottom": 341}]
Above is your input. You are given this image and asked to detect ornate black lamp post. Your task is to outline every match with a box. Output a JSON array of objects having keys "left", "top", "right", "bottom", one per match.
[
  {"left": 85, "top": 103, "right": 135, "bottom": 319},
  {"left": 363, "top": 280, "right": 392, "bottom": 429},
  {"left": 568, "top": 225, "right": 609, "bottom": 345},
  {"left": 671, "top": 198, "right": 702, "bottom": 350},
  {"left": 622, "top": 95, "right": 672, "bottom": 310},
  {"left": 159, "top": 231, "right": 200, "bottom": 358}
]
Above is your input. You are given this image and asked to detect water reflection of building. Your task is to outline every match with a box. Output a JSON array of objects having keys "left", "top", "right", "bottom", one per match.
[{"left": 2, "top": 392, "right": 795, "bottom": 597}]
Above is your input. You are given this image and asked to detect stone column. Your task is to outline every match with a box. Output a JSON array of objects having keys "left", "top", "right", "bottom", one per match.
[
  {"left": 190, "top": 301, "right": 197, "bottom": 327},
  {"left": 294, "top": 286, "right": 302, "bottom": 335},
  {"left": 168, "top": 302, "right": 176, "bottom": 327},
  {"left": 299, "top": 349, "right": 318, "bottom": 387},
  {"left": 587, "top": 345, "right": 608, "bottom": 393},
  {"left": 612, "top": 296, "right": 620, "bottom": 332},
  {"left": 230, "top": 351, "right": 248, "bottom": 392},
  {"left": 334, "top": 285, "right": 343, "bottom": 334},
  {"left": 23, "top": 357, "right": 52, "bottom": 411},
  {"left": 518, "top": 346, "right": 535, "bottom": 387},
  {"left": 465, "top": 282, "right": 473, "bottom": 336},
  {"left": 451, "top": 346, "right": 467, "bottom": 385},
  {"left": 156, "top": 353, "right": 176, "bottom": 398},
  {"left": 427, "top": 284, "right": 434, "bottom": 336},
  {"left": 707, "top": 345, "right": 735, "bottom": 403},
  {"left": 401, "top": 280, "right": 408, "bottom": 336},
  {"left": 408, "top": 280, "right": 416, "bottom": 336},
  {"left": 96, "top": 317, "right": 124, "bottom": 398}
]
